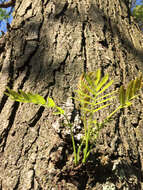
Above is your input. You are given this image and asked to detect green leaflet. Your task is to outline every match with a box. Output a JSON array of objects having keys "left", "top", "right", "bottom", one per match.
[
  {"left": 128, "top": 80, "right": 135, "bottom": 101},
  {"left": 135, "top": 74, "right": 142, "bottom": 92},
  {"left": 19, "top": 90, "right": 30, "bottom": 101},
  {"left": 134, "top": 77, "right": 139, "bottom": 95},
  {"left": 6, "top": 87, "right": 46, "bottom": 105},
  {"left": 80, "top": 76, "right": 97, "bottom": 97},
  {"left": 119, "top": 74, "right": 143, "bottom": 107},
  {"left": 126, "top": 80, "right": 134, "bottom": 102},
  {"left": 94, "top": 69, "right": 101, "bottom": 86},
  {"left": 96, "top": 73, "right": 109, "bottom": 92},
  {"left": 74, "top": 96, "right": 116, "bottom": 107},
  {"left": 80, "top": 103, "right": 112, "bottom": 113},
  {"left": 96, "top": 80, "right": 114, "bottom": 96},
  {"left": 25, "top": 92, "right": 46, "bottom": 105},
  {"left": 54, "top": 106, "right": 65, "bottom": 115},
  {"left": 85, "top": 72, "right": 95, "bottom": 89},
  {"left": 5, "top": 88, "right": 29, "bottom": 103},
  {"left": 94, "top": 91, "right": 117, "bottom": 102},
  {"left": 74, "top": 90, "right": 95, "bottom": 101},
  {"left": 76, "top": 70, "right": 115, "bottom": 111},
  {"left": 47, "top": 97, "right": 56, "bottom": 107},
  {"left": 119, "top": 85, "right": 126, "bottom": 106}
]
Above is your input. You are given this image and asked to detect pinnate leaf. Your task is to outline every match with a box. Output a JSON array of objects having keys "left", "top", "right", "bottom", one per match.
[
  {"left": 119, "top": 73, "right": 143, "bottom": 107},
  {"left": 6, "top": 87, "right": 46, "bottom": 105}
]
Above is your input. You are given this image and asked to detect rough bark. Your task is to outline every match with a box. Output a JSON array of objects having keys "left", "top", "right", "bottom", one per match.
[{"left": 0, "top": 0, "right": 143, "bottom": 189}]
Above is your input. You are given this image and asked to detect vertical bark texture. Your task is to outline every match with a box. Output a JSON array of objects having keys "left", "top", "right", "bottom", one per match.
[{"left": 0, "top": 0, "right": 143, "bottom": 189}]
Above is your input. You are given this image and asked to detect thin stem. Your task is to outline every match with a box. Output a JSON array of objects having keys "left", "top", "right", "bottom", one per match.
[
  {"left": 77, "top": 137, "right": 85, "bottom": 163},
  {"left": 63, "top": 114, "right": 77, "bottom": 165},
  {"left": 82, "top": 122, "right": 91, "bottom": 164}
]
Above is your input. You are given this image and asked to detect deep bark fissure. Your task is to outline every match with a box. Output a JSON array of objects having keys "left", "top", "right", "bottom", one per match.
[
  {"left": 31, "top": 169, "right": 35, "bottom": 190},
  {"left": 81, "top": 22, "right": 87, "bottom": 72},
  {"left": 0, "top": 93, "right": 9, "bottom": 115},
  {"left": 69, "top": 92, "right": 79, "bottom": 123},
  {"left": 24, "top": 3, "right": 32, "bottom": 15},
  {"left": 1, "top": 102, "right": 19, "bottom": 152},
  {"left": 55, "top": 1, "right": 69, "bottom": 19},
  {"left": 0, "top": 52, "right": 17, "bottom": 151},
  {"left": 0, "top": 54, "right": 14, "bottom": 113},
  {"left": 13, "top": 176, "right": 20, "bottom": 190},
  {"left": 28, "top": 107, "right": 45, "bottom": 127},
  {"left": 17, "top": 66, "right": 31, "bottom": 89},
  {"left": 0, "top": 0, "right": 143, "bottom": 189}
]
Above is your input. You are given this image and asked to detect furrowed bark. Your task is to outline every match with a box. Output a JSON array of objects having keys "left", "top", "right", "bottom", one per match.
[{"left": 0, "top": 0, "right": 143, "bottom": 189}]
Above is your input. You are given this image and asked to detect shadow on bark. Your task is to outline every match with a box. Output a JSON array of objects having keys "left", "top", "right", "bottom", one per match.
[
  {"left": 0, "top": 1, "right": 143, "bottom": 189},
  {"left": 50, "top": 148, "right": 142, "bottom": 189},
  {"left": 1, "top": 2, "right": 143, "bottom": 78}
]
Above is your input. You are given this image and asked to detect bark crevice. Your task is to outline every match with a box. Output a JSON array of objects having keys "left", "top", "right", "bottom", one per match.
[{"left": 0, "top": 0, "right": 143, "bottom": 189}]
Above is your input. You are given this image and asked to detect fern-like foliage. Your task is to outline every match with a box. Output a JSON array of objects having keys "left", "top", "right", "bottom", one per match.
[
  {"left": 74, "top": 70, "right": 143, "bottom": 163},
  {"left": 119, "top": 73, "right": 142, "bottom": 107},
  {"left": 5, "top": 88, "right": 46, "bottom": 104},
  {"left": 75, "top": 69, "right": 116, "bottom": 123},
  {"left": 5, "top": 70, "right": 143, "bottom": 165},
  {"left": 5, "top": 87, "right": 65, "bottom": 114},
  {"left": 74, "top": 69, "right": 118, "bottom": 163}
]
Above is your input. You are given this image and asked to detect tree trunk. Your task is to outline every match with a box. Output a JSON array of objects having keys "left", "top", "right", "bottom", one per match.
[{"left": 0, "top": 0, "right": 143, "bottom": 189}]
